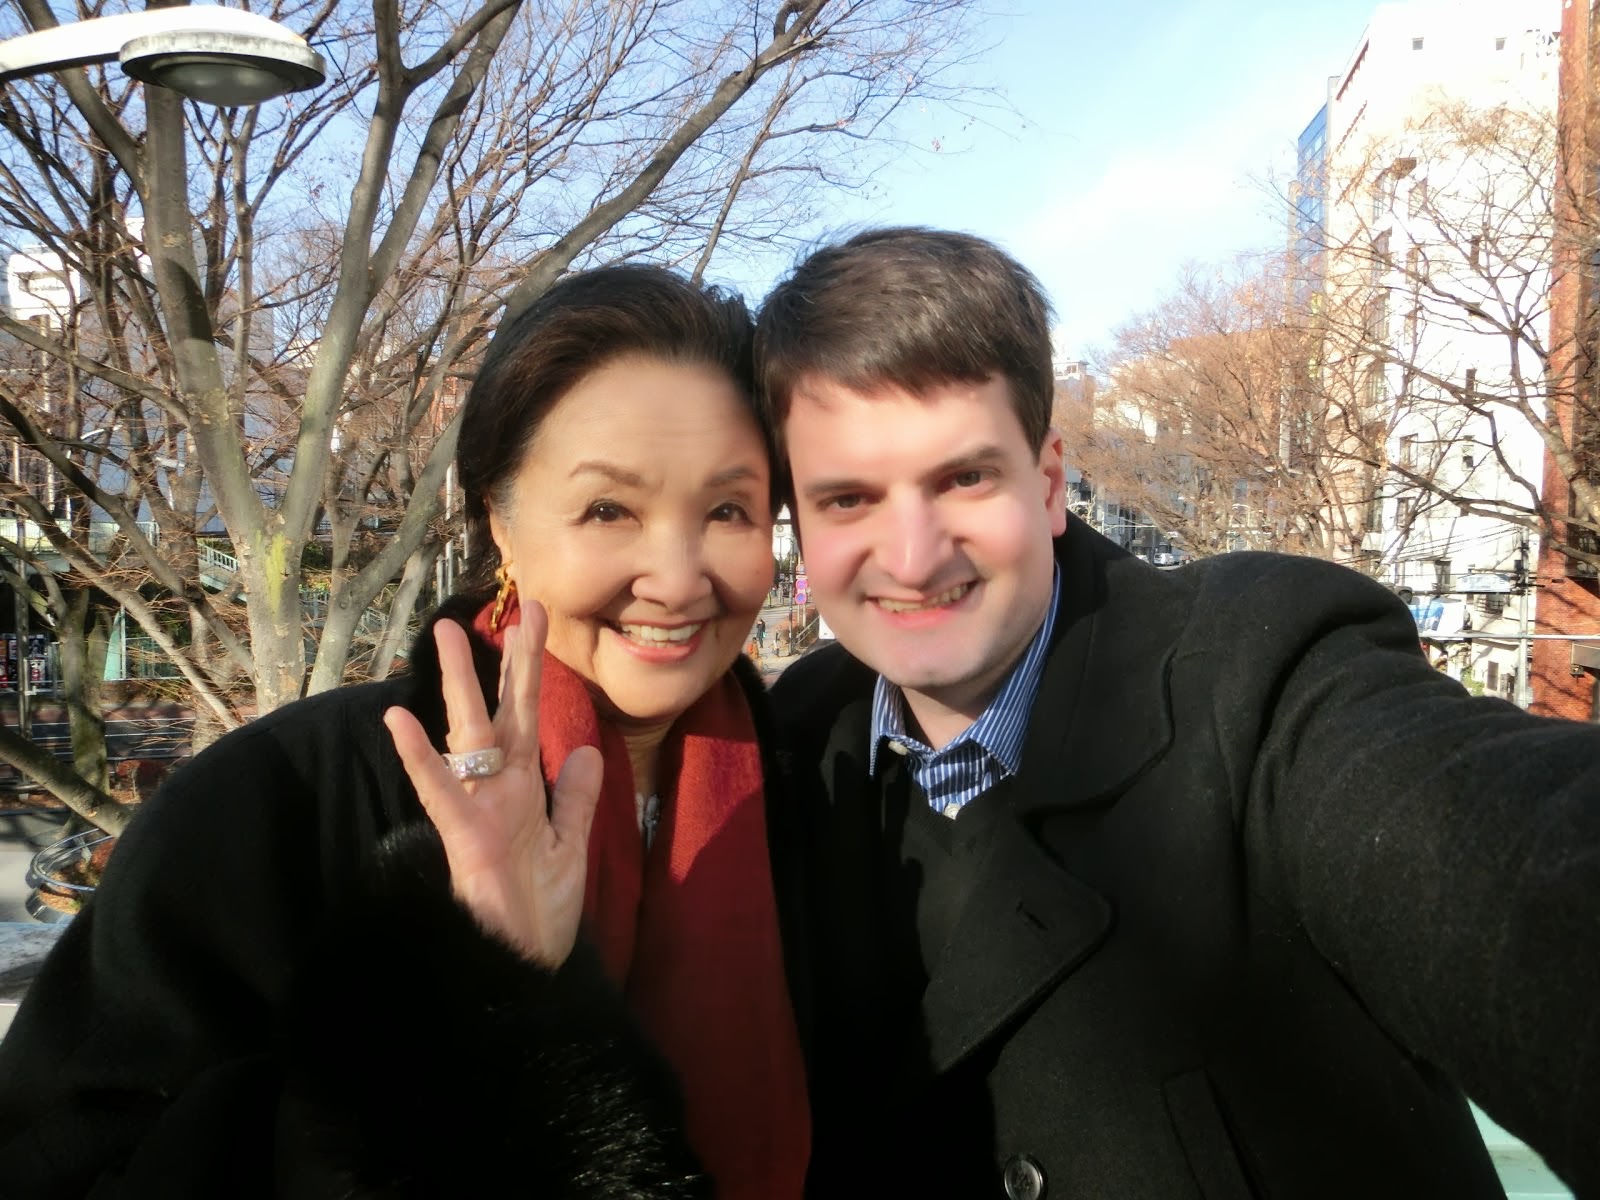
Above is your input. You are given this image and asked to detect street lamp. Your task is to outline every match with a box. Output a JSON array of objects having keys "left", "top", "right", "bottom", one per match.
[{"left": 0, "top": 6, "right": 324, "bottom": 106}]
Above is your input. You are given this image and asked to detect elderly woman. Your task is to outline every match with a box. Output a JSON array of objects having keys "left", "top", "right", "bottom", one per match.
[{"left": 0, "top": 267, "right": 809, "bottom": 1198}]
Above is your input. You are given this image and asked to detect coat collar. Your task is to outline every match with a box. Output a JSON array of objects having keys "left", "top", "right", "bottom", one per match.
[
  {"left": 1015, "top": 517, "right": 1183, "bottom": 812},
  {"left": 903, "top": 519, "right": 1187, "bottom": 1076}
]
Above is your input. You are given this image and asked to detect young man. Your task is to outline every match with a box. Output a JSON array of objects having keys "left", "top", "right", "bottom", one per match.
[{"left": 756, "top": 228, "right": 1600, "bottom": 1199}]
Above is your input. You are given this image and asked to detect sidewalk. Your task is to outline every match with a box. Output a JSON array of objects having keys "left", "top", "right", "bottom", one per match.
[
  {"left": 0, "top": 807, "right": 65, "bottom": 924},
  {"left": 750, "top": 599, "right": 815, "bottom": 686},
  {"left": 0, "top": 807, "right": 70, "bottom": 1039}
]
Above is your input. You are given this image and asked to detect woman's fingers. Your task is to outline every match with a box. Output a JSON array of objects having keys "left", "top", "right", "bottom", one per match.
[
  {"left": 384, "top": 706, "right": 475, "bottom": 836},
  {"left": 496, "top": 602, "right": 549, "bottom": 773},
  {"left": 435, "top": 620, "right": 494, "bottom": 755},
  {"left": 550, "top": 744, "right": 603, "bottom": 850}
]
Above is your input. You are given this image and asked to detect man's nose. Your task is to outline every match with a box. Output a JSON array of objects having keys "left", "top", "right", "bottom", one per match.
[{"left": 882, "top": 497, "right": 952, "bottom": 589}]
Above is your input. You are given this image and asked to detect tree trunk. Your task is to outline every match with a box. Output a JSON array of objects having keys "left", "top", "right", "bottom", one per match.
[
  {"left": 58, "top": 586, "right": 109, "bottom": 795},
  {"left": 372, "top": 540, "right": 441, "bottom": 681},
  {"left": 242, "top": 526, "right": 311, "bottom": 712},
  {"left": 0, "top": 723, "right": 133, "bottom": 835}
]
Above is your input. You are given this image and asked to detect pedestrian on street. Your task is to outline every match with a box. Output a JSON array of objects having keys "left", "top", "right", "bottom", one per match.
[{"left": 755, "top": 618, "right": 767, "bottom": 656}]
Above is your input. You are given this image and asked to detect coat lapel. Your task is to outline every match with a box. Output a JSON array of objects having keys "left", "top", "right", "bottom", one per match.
[
  {"left": 918, "top": 805, "right": 1113, "bottom": 1075},
  {"left": 1019, "top": 519, "right": 1181, "bottom": 811},
  {"left": 914, "top": 521, "right": 1183, "bottom": 1076}
]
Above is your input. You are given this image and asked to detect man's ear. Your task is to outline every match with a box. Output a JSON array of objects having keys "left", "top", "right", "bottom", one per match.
[{"left": 1039, "top": 428, "right": 1068, "bottom": 537}]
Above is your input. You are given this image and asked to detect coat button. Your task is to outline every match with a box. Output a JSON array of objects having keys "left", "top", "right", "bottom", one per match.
[{"left": 1001, "top": 1153, "right": 1046, "bottom": 1200}]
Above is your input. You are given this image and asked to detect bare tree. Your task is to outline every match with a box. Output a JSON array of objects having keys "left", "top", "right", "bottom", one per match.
[
  {"left": 1311, "top": 99, "right": 1564, "bottom": 578},
  {"left": 1066, "top": 258, "right": 1358, "bottom": 561},
  {"left": 0, "top": 0, "right": 994, "bottom": 823}
]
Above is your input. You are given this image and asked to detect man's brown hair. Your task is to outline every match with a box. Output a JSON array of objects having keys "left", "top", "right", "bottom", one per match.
[{"left": 755, "top": 227, "right": 1055, "bottom": 450}]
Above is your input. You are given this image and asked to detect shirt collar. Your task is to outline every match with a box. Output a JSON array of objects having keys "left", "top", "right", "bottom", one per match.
[{"left": 868, "top": 565, "right": 1061, "bottom": 776}]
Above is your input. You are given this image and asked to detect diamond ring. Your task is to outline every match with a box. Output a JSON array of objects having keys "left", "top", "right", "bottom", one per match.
[{"left": 442, "top": 747, "right": 505, "bottom": 781}]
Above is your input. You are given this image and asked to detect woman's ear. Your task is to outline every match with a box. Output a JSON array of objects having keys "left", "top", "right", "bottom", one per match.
[{"left": 487, "top": 507, "right": 513, "bottom": 565}]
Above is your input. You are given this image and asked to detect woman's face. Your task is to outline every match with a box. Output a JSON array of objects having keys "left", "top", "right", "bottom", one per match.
[{"left": 489, "top": 355, "right": 773, "bottom": 729}]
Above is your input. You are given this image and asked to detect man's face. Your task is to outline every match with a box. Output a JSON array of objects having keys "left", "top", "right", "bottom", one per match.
[{"left": 784, "top": 374, "right": 1066, "bottom": 741}]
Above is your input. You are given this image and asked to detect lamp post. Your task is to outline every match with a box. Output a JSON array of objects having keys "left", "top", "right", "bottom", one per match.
[
  {"left": 0, "top": 5, "right": 324, "bottom": 105},
  {"left": 0, "top": 5, "right": 322, "bottom": 743}
]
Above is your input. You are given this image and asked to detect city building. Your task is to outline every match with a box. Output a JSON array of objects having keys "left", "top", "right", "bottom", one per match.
[
  {"left": 1533, "top": 0, "right": 1600, "bottom": 720},
  {"left": 1308, "top": 0, "right": 1560, "bottom": 703}
]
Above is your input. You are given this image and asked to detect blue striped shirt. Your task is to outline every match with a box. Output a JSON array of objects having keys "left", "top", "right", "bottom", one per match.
[{"left": 868, "top": 568, "right": 1061, "bottom": 816}]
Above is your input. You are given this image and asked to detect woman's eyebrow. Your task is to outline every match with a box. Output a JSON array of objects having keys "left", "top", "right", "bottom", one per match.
[
  {"left": 706, "top": 464, "right": 760, "bottom": 489},
  {"left": 570, "top": 461, "right": 646, "bottom": 487}
]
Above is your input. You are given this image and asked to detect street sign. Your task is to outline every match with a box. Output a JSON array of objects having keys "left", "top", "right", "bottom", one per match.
[{"left": 1455, "top": 573, "right": 1513, "bottom": 594}]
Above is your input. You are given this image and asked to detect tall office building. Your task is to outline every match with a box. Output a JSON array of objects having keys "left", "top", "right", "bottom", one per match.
[{"left": 1306, "top": 0, "right": 1559, "bottom": 703}]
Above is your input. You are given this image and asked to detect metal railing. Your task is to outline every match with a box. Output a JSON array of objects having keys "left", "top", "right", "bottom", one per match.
[
  {"left": 6, "top": 517, "right": 160, "bottom": 556},
  {"left": 197, "top": 541, "right": 238, "bottom": 574}
]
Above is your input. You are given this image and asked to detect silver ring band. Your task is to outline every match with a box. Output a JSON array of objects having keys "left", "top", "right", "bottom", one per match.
[{"left": 442, "top": 747, "right": 505, "bottom": 780}]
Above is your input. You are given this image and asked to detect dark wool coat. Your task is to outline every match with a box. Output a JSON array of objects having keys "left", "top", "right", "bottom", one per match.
[
  {"left": 776, "top": 520, "right": 1600, "bottom": 1200},
  {"left": 0, "top": 601, "right": 804, "bottom": 1199}
]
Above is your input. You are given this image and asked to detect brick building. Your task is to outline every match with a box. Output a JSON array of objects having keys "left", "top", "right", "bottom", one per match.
[{"left": 1533, "top": 0, "right": 1600, "bottom": 721}]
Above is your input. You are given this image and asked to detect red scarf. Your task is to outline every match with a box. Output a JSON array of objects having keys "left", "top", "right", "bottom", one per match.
[{"left": 473, "top": 600, "right": 810, "bottom": 1197}]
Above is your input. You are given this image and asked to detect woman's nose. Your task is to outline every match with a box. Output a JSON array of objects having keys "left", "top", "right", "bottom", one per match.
[{"left": 633, "top": 528, "right": 715, "bottom": 610}]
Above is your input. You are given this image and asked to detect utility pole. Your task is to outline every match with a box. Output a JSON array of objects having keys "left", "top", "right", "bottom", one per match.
[
  {"left": 12, "top": 509, "right": 28, "bottom": 742},
  {"left": 1514, "top": 536, "right": 1532, "bottom": 709}
]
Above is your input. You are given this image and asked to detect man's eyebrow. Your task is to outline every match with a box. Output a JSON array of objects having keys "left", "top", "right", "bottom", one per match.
[
  {"left": 798, "top": 446, "right": 1010, "bottom": 502},
  {"left": 930, "top": 445, "right": 1008, "bottom": 477},
  {"left": 570, "top": 462, "right": 646, "bottom": 487},
  {"left": 800, "top": 475, "right": 868, "bottom": 501}
]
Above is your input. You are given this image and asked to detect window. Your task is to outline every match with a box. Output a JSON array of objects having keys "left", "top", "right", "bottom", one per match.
[
  {"left": 1399, "top": 434, "right": 1417, "bottom": 466},
  {"left": 1434, "top": 558, "right": 1452, "bottom": 593},
  {"left": 1470, "top": 234, "right": 1484, "bottom": 269},
  {"left": 1463, "top": 446, "right": 1476, "bottom": 469},
  {"left": 1495, "top": 36, "right": 1506, "bottom": 50},
  {"left": 1365, "top": 365, "right": 1388, "bottom": 407},
  {"left": 1412, "top": 37, "right": 1424, "bottom": 50},
  {"left": 1486, "top": 661, "right": 1500, "bottom": 691},
  {"left": 1464, "top": 367, "right": 1478, "bottom": 397},
  {"left": 1408, "top": 180, "right": 1429, "bottom": 217},
  {"left": 1480, "top": 592, "right": 1507, "bottom": 617},
  {"left": 1371, "top": 171, "right": 1388, "bottom": 220},
  {"left": 1396, "top": 496, "right": 1414, "bottom": 529},
  {"left": 1365, "top": 291, "right": 1390, "bottom": 341}
]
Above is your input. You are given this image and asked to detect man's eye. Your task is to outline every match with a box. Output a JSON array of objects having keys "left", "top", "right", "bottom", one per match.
[
  {"left": 952, "top": 469, "right": 986, "bottom": 488},
  {"left": 823, "top": 494, "right": 863, "bottom": 512}
]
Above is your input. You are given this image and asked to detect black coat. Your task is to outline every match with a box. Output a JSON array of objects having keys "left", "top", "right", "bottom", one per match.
[
  {"left": 0, "top": 603, "right": 803, "bottom": 1199},
  {"left": 776, "top": 521, "right": 1600, "bottom": 1199}
]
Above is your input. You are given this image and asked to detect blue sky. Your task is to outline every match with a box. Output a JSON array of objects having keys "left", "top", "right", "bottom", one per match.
[{"left": 735, "top": 0, "right": 1387, "bottom": 364}]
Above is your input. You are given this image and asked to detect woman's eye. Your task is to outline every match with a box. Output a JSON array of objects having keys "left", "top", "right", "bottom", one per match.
[
  {"left": 710, "top": 501, "right": 750, "bottom": 523},
  {"left": 585, "top": 501, "right": 627, "bottom": 524}
]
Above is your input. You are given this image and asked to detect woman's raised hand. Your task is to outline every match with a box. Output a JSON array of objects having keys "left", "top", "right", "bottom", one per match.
[{"left": 383, "top": 603, "right": 603, "bottom": 967}]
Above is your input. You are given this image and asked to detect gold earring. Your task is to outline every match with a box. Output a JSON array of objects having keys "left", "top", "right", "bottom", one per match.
[{"left": 489, "top": 562, "right": 517, "bottom": 633}]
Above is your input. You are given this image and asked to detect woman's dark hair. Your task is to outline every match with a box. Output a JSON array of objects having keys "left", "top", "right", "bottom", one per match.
[{"left": 456, "top": 264, "right": 761, "bottom": 597}]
